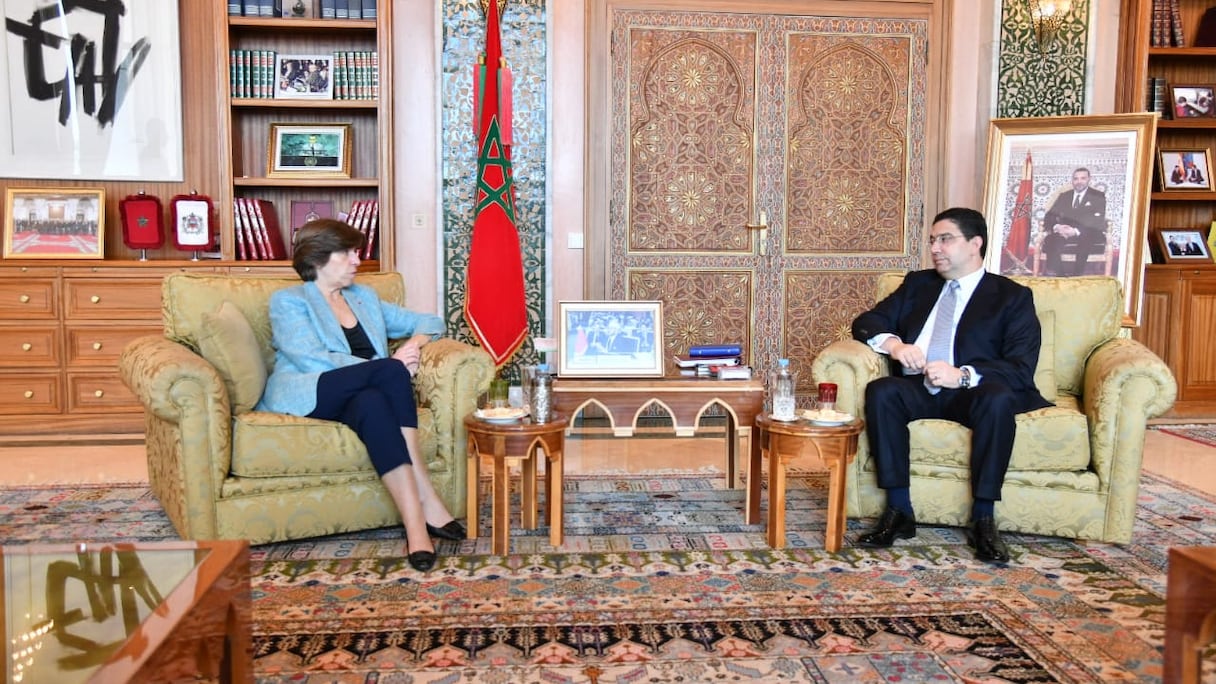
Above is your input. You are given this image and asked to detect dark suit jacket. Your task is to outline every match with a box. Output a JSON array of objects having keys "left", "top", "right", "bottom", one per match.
[
  {"left": 852, "top": 269, "right": 1051, "bottom": 413},
  {"left": 1041, "top": 187, "right": 1107, "bottom": 246}
]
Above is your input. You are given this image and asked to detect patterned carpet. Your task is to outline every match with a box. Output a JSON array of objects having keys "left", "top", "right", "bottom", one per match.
[
  {"left": 1156, "top": 424, "right": 1216, "bottom": 449},
  {"left": 2, "top": 471, "right": 1214, "bottom": 682}
]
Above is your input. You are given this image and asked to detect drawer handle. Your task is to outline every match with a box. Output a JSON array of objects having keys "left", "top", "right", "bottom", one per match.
[
  {"left": 90, "top": 295, "right": 101, "bottom": 303},
  {"left": 19, "top": 294, "right": 30, "bottom": 303},
  {"left": 21, "top": 343, "right": 31, "bottom": 351},
  {"left": 92, "top": 342, "right": 103, "bottom": 350},
  {"left": 23, "top": 390, "right": 33, "bottom": 399},
  {"left": 94, "top": 390, "right": 104, "bottom": 398}
]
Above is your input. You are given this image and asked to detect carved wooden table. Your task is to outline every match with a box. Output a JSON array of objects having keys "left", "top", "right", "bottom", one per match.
[
  {"left": 749, "top": 414, "right": 863, "bottom": 551},
  {"left": 551, "top": 376, "right": 765, "bottom": 487},
  {"left": 464, "top": 413, "right": 568, "bottom": 555},
  {"left": 1165, "top": 545, "right": 1216, "bottom": 683}
]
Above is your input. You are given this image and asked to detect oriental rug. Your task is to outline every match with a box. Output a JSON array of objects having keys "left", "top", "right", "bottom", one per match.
[
  {"left": 1155, "top": 423, "right": 1216, "bottom": 449},
  {"left": 2, "top": 471, "right": 1214, "bottom": 682}
]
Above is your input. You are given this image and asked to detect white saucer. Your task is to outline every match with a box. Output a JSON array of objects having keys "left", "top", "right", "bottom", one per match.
[
  {"left": 768, "top": 413, "right": 801, "bottom": 422},
  {"left": 475, "top": 408, "right": 528, "bottom": 424},
  {"left": 802, "top": 409, "right": 854, "bottom": 426}
]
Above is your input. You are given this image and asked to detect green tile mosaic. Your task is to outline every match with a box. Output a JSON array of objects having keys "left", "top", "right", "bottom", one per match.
[{"left": 997, "top": 0, "right": 1090, "bottom": 117}]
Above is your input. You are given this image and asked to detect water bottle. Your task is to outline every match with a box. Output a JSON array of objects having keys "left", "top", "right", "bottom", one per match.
[
  {"left": 770, "top": 358, "right": 797, "bottom": 420},
  {"left": 532, "top": 364, "right": 553, "bottom": 423}
]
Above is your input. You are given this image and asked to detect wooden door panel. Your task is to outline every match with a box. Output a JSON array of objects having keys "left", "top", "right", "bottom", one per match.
[{"left": 628, "top": 269, "right": 754, "bottom": 376}]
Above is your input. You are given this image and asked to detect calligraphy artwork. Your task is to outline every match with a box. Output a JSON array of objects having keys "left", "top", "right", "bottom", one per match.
[{"left": 0, "top": 0, "right": 183, "bottom": 180}]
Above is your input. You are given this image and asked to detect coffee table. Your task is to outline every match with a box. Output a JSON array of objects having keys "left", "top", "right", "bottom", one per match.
[
  {"left": 1, "top": 539, "right": 251, "bottom": 683},
  {"left": 465, "top": 413, "right": 568, "bottom": 555},
  {"left": 749, "top": 413, "right": 863, "bottom": 551}
]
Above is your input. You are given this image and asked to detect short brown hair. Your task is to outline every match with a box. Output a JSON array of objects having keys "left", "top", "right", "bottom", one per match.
[{"left": 291, "top": 218, "right": 364, "bottom": 281}]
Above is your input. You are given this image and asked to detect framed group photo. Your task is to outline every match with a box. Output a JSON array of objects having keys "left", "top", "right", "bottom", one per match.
[
  {"left": 274, "top": 54, "right": 333, "bottom": 100},
  {"left": 1170, "top": 84, "right": 1215, "bottom": 118},
  {"left": 3, "top": 188, "right": 106, "bottom": 259},
  {"left": 1158, "top": 148, "right": 1213, "bottom": 191},
  {"left": 557, "top": 301, "right": 664, "bottom": 378},
  {"left": 982, "top": 113, "right": 1157, "bottom": 326},
  {"left": 1157, "top": 229, "right": 1212, "bottom": 262},
  {"left": 266, "top": 123, "right": 352, "bottom": 178}
]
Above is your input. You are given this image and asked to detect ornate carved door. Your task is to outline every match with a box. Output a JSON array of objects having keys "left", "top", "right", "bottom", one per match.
[{"left": 588, "top": 1, "right": 940, "bottom": 387}]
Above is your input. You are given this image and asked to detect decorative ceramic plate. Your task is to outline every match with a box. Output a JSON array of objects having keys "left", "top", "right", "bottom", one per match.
[
  {"left": 802, "top": 409, "right": 854, "bottom": 426},
  {"left": 475, "top": 407, "right": 528, "bottom": 424}
]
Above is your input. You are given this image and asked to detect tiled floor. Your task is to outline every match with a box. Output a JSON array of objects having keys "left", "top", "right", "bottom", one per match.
[{"left": 1, "top": 427, "right": 1213, "bottom": 495}]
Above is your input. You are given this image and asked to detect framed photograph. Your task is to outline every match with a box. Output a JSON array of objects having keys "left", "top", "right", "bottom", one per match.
[
  {"left": 284, "top": 0, "right": 317, "bottom": 18},
  {"left": 0, "top": 1, "right": 183, "bottom": 181},
  {"left": 3, "top": 188, "right": 105, "bottom": 259},
  {"left": 274, "top": 54, "right": 333, "bottom": 100},
  {"left": 1157, "top": 229, "right": 1213, "bottom": 262},
  {"left": 266, "top": 123, "right": 352, "bottom": 179},
  {"left": 557, "top": 301, "right": 664, "bottom": 378},
  {"left": 1169, "top": 85, "right": 1216, "bottom": 118},
  {"left": 1158, "top": 148, "right": 1213, "bottom": 191},
  {"left": 982, "top": 113, "right": 1157, "bottom": 326}
]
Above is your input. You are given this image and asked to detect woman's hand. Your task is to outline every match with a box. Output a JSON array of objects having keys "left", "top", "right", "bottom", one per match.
[{"left": 392, "top": 340, "right": 422, "bottom": 376}]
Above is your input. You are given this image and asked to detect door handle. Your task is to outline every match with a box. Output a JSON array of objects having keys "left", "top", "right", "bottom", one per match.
[{"left": 745, "top": 210, "right": 768, "bottom": 256}]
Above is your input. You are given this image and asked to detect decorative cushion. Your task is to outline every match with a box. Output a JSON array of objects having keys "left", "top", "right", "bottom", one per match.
[{"left": 196, "top": 301, "right": 267, "bottom": 414}]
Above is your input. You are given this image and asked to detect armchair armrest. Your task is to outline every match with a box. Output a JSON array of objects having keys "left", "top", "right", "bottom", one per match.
[
  {"left": 810, "top": 339, "right": 890, "bottom": 418},
  {"left": 118, "top": 335, "right": 236, "bottom": 540}
]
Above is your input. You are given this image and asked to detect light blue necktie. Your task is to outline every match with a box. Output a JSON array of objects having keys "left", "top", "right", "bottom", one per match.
[{"left": 924, "top": 280, "right": 960, "bottom": 394}]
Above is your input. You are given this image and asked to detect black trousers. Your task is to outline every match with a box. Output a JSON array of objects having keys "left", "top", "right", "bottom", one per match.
[
  {"left": 864, "top": 374, "right": 1018, "bottom": 502},
  {"left": 1042, "top": 233, "right": 1104, "bottom": 276},
  {"left": 308, "top": 358, "right": 418, "bottom": 475}
]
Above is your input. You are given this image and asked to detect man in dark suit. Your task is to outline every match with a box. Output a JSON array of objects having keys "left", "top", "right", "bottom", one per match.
[
  {"left": 1040, "top": 167, "right": 1107, "bottom": 276},
  {"left": 852, "top": 207, "right": 1051, "bottom": 563}
]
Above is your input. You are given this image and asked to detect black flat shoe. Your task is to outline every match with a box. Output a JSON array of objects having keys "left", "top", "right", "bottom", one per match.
[
  {"left": 427, "top": 520, "right": 466, "bottom": 541},
  {"left": 968, "top": 516, "right": 1010, "bottom": 563},
  {"left": 856, "top": 506, "right": 917, "bottom": 548},
  {"left": 408, "top": 550, "right": 437, "bottom": 572}
]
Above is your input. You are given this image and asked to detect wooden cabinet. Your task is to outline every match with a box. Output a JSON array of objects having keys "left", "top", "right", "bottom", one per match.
[
  {"left": 215, "top": 9, "right": 394, "bottom": 267},
  {"left": 1133, "top": 264, "right": 1216, "bottom": 417}
]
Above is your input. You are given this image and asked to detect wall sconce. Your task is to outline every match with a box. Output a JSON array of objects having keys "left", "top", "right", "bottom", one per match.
[{"left": 1026, "top": 0, "right": 1072, "bottom": 52}]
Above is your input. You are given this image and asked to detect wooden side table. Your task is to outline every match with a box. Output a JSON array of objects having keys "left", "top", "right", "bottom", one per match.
[
  {"left": 748, "top": 414, "right": 863, "bottom": 552},
  {"left": 1165, "top": 546, "right": 1216, "bottom": 683},
  {"left": 551, "top": 376, "right": 764, "bottom": 487},
  {"left": 464, "top": 413, "right": 568, "bottom": 555}
]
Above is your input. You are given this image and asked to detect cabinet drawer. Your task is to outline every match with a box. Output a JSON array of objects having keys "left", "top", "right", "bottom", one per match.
[
  {"left": 0, "top": 373, "right": 61, "bottom": 414},
  {"left": 66, "top": 325, "right": 161, "bottom": 366},
  {"left": 64, "top": 278, "right": 162, "bottom": 320},
  {"left": 0, "top": 327, "right": 61, "bottom": 367},
  {"left": 0, "top": 278, "right": 58, "bottom": 319},
  {"left": 67, "top": 373, "right": 141, "bottom": 412}
]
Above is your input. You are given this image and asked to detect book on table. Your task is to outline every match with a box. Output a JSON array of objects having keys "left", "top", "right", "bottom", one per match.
[
  {"left": 673, "top": 354, "right": 741, "bottom": 368},
  {"left": 688, "top": 343, "right": 742, "bottom": 357}
]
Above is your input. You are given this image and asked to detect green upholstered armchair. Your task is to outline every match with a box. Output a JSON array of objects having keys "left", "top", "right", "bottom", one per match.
[
  {"left": 118, "top": 272, "right": 494, "bottom": 545},
  {"left": 811, "top": 274, "right": 1176, "bottom": 544}
]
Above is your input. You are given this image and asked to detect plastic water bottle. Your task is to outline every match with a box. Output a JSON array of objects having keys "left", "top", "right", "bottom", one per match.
[
  {"left": 770, "top": 358, "right": 797, "bottom": 420},
  {"left": 532, "top": 364, "right": 553, "bottom": 423}
]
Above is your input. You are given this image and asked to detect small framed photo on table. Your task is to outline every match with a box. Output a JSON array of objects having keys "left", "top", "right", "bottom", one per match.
[
  {"left": 557, "top": 300, "right": 664, "bottom": 378},
  {"left": 1157, "top": 229, "right": 1213, "bottom": 262},
  {"left": 1169, "top": 85, "right": 1216, "bottom": 118},
  {"left": 1159, "top": 148, "right": 1213, "bottom": 191},
  {"left": 274, "top": 54, "right": 333, "bottom": 100},
  {"left": 267, "top": 123, "right": 352, "bottom": 179},
  {"left": 3, "top": 187, "right": 105, "bottom": 259}
]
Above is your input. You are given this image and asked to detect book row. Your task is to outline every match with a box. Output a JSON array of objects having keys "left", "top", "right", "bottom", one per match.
[
  {"left": 1150, "top": 0, "right": 1185, "bottom": 47},
  {"left": 230, "top": 50, "right": 378, "bottom": 101},
  {"left": 233, "top": 198, "right": 380, "bottom": 261},
  {"left": 229, "top": 0, "right": 378, "bottom": 20}
]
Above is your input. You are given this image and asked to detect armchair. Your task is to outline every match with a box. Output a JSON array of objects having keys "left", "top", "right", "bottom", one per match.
[
  {"left": 119, "top": 272, "right": 494, "bottom": 545},
  {"left": 811, "top": 274, "right": 1175, "bottom": 543}
]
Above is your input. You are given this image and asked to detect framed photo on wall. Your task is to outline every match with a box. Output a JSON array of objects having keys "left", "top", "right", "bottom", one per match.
[
  {"left": 266, "top": 123, "right": 352, "bottom": 178},
  {"left": 982, "top": 113, "right": 1157, "bottom": 326},
  {"left": 557, "top": 301, "right": 664, "bottom": 377},
  {"left": 1158, "top": 148, "right": 1213, "bottom": 191},
  {"left": 3, "top": 188, "right": 105, "bottom": 259},
  {"left": 1169, "top": 84, "right": 1216, "bottom": 118},
  {"left": 1157, "top": 229, "right": 1213, "bottom": 262}
]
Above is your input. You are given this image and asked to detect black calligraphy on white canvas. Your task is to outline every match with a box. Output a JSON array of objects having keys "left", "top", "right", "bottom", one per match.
[{"left": 1, "top": 0, "right": 182, "bottom": 180}]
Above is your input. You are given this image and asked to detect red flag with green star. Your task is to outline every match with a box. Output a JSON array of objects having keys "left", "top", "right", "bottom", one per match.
[{"left": 464, "top": 0, "right": 526, "bottom": 367}]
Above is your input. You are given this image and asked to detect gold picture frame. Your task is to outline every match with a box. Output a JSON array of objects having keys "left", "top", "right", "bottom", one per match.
[
  {"left": 266, "top": 123, "right": 352, "bottom": 179},
  {"left": 982, "top": 113, "right": 1157, "bottom": 326},
  {"left": 3, "top": 187, "right": 106, "bottom": 259}
]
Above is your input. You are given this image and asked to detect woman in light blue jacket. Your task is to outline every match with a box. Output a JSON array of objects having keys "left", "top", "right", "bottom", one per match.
[{"left": 258, "top": 219, "right": 462, "bottom": 571}]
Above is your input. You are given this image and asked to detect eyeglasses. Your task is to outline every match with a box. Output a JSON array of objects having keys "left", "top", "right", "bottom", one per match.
[{"left": 927, "top": 233, "right": 965, "bottom": 247}]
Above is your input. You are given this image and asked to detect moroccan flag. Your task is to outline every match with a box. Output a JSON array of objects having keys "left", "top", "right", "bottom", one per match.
[
  {"left": 464, "top": 0, "right": 527, "bottom": 367},
  {"left": 1004, "top": 150, "right": 1033, "bottom": 273}
]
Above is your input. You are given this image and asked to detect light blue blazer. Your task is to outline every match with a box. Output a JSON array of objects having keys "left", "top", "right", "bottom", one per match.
[{"left": 256, "top": 281, "right": 445, "bottom": 416}]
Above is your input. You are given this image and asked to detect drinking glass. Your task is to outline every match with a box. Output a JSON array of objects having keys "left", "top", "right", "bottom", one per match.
[
  {"left": 489, "top": 378, "right": 510, "bottom": 409},
  {"left": 817, "top": 382, "right": 838, "bottom": 412}
]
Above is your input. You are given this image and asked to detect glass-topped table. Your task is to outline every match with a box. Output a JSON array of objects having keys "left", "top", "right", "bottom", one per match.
[{"left": 2, "top": 540, "right": 251, "bottom": 683}]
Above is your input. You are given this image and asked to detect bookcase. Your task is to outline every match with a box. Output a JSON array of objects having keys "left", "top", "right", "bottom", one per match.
[{"left": 215, "top": 5, "right": 394, "bottom": 267}]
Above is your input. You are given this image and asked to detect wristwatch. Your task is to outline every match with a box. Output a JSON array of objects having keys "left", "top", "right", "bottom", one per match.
[{"left": 959, "top": 366, "right": 972, "bottom": 389}]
